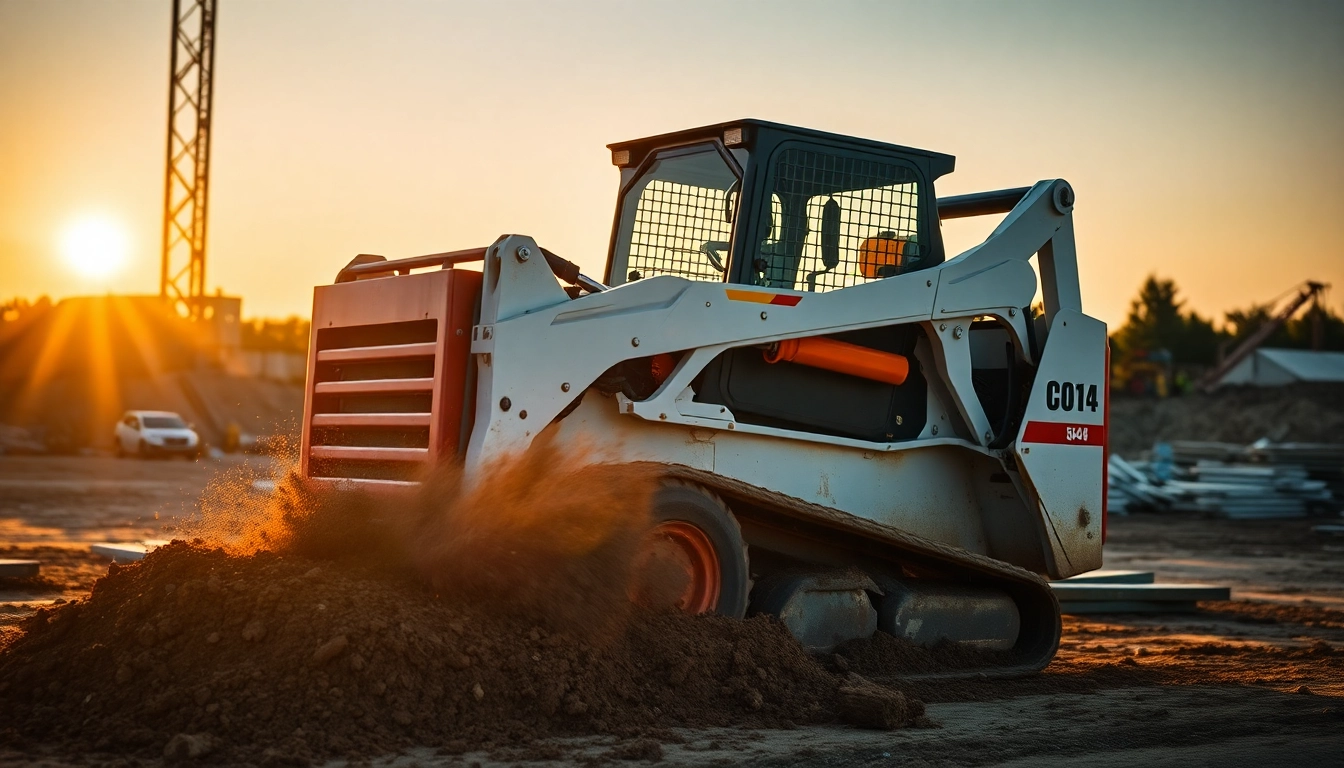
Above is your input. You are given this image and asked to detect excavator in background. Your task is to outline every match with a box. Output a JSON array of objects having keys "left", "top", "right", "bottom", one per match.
[
  {"left": 1198, "top": 280, "right": 1328, "bottom": 392},
  {"left": 298, "top": 120, "right": 1108, "bottom": 676}
]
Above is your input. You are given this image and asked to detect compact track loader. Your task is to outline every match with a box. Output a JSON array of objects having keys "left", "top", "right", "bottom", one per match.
[{"left": 300, "top": 120, "right": 1109, "bottom": 675}]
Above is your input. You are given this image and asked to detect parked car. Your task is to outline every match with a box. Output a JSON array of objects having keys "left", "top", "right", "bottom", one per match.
[{"left": 114, "top": 411, "right": 201, "bottom": 459}]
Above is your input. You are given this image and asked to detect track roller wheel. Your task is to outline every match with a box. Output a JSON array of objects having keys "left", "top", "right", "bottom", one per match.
[{"left": 631, "top": 481, "right": 750, "bottom": 618}]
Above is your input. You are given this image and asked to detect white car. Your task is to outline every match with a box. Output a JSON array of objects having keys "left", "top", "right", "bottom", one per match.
[{"left": 114, "top": 410, "right": 202, "bottom": 459}]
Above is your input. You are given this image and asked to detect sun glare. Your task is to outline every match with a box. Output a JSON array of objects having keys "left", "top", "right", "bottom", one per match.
[{"left": 60, "top": 215, "right": 130, "bottom": 279}]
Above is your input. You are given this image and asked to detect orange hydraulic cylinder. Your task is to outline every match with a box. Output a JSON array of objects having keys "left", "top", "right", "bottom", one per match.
[{"left": 763, "top": 337, "right": 910, "bottom": 386}]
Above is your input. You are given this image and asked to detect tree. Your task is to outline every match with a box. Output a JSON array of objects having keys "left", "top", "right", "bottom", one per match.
[{"left": 1110, "top": 275, "right": 1226, "bottom": 367}]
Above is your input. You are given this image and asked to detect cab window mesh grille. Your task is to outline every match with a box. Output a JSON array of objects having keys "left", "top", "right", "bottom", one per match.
[
  {"left": 757, "top": 149, "right": 921, "bottom": 293},
  {"left": 615, "top": 143, "right": 738, "bottom": 284},
  {"left": 627, "top": 180, "right": 732, "bottom": 282}
]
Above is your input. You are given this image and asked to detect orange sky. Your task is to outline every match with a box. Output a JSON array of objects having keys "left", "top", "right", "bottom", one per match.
[{"left": 2, "top": 0, "right": 1341, "bottom": 329}]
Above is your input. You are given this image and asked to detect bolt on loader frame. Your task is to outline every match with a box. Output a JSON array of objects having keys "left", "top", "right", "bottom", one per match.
[{"left": 302, "top": 120, "right": 1109, "bottom": 675}]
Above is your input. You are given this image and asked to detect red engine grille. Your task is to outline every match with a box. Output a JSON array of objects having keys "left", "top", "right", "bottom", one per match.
[{"left": 301, "top": 268, "right": 481, "bottom": 490}]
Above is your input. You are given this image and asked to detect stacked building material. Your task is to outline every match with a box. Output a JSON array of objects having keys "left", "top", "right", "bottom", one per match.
[
  {"left": 1180, "top": 462, "right": 1329, "bottom": 518},
  {"left": 1169, "top": 440, "right": 1344, "bottom": 492},
  {"left": 1247, "top": 441, "right": 1344, "bottom": 498},
  {"left": 1107, "top": 455, "right": 1168, "bottom": 514},
  {"left": 1167, "top": 441, "right": 1247, "bottom": 465},
  {"left": 1107, "top": 449, "right": 1337, "bottom": 519}
]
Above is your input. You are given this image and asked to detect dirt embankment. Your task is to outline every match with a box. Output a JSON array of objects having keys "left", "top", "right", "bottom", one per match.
[
  {"left": 0, "top": 544, "right": 850, "bottom": 763},
  {"left": 1108, "top": 383, "right": 1344, "bottom": 455}
]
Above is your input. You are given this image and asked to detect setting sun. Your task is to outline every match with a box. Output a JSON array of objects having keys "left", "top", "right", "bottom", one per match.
[{"left": 59, "top": 214, "right": 130, "bottom": 279}]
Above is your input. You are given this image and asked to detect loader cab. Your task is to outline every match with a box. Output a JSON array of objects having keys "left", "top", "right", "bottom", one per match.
[{"left": 605, "top": 119, "right": 956, "bottom": 293}]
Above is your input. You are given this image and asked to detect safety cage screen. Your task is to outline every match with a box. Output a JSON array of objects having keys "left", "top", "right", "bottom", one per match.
[
  {"left": 756, "top": 148, "right": 922, "bottom": 293},
  {"left": 615, "top": 143, "right": 738, "bottom": 284}
]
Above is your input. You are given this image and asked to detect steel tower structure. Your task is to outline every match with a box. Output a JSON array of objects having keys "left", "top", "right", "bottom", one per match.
[{"left": 160, "top": 0, "right": 217, "bottom": 317}]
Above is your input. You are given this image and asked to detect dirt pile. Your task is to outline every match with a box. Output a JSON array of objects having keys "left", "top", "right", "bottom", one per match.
[
  {"left": 1108, "top": 383, "right": 1344, "bottom": 455},
  {"left": 0, "top": 438, "right": 930, "bottom": 763},
  {"left": 0, "top": 543, "right": 844, "bottom": 763},
  {"left": 832, "top": 629, "right": 1013, "bottom": 678},
  {"left": 182, "top": 434, "right": 663, "bottom": 633}
]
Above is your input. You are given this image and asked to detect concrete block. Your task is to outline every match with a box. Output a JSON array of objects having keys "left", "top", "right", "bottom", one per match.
[
  {"left": 0, "top": 559, "right": 40, "bottom": 578},
  {"left": 90, "top": 540, "right": 169, "bottom": 563},
  {"left": 1059, "top": 570, "right": 1156, "bottom": 584},
  {"left": 1050, "top": 582, "right": 1231, "bottom": 615}
]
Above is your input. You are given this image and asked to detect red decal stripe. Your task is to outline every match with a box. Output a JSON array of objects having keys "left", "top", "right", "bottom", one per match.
[
  {"left": 769, "top": 294, "right": 802, "bottom": 306},
  {"left": 1022, "top": 421, "right": 1106, "bottom": 446}
]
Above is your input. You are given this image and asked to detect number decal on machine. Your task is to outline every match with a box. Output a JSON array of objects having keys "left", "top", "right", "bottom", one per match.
[
  {"left": 1045, "top": 381, "right": 1099, "bottom": 412},
  {"left": 1021, "top": 421, "right": 1105, "bottom": 446}
]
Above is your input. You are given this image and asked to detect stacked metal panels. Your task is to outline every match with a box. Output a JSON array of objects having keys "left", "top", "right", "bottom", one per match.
[
  {"left": 1247, "top": 441, "right": 1344, "bottom": 498},
  {"left": 1108, "top": 439, "right": 1340, "bottom": 519},
  {"left": 1179, "top": 462, "right": 1329, "bottom": 518},
  {"left": 1165, "top": 441, "right": 1245, "bottom": 465},
  {"left": 1107, "top": 455, "right": 1170, "bottom": 514}
]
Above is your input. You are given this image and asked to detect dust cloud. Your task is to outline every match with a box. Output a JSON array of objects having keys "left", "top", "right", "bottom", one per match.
[{"left": 176, "top": 433, "right": 658, "bottom": 632}]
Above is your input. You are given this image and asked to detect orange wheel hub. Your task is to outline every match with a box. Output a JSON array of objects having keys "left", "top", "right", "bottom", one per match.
[{"left": 633, "top": 521, "right": 721, "bottom": 615}]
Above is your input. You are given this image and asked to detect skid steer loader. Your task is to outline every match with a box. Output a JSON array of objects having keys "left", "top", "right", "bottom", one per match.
[{"left": 300, "top": 120, "right": 1108, "bottom": 675}]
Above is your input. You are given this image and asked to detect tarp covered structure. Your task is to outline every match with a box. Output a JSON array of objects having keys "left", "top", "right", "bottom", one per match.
[{"left": 1217, "top": 348, "right": 1344, "bottom": 387}]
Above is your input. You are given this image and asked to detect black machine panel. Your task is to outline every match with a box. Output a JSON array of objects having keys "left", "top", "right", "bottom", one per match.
[{"left": 694, "top": 325, "right": 927, "bottom": 442}]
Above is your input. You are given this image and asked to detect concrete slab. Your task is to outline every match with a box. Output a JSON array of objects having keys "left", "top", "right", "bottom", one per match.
[
  {"left": 1051, "top": 583, "right": 1230, "bottom": 601},
  {"left": 0, "top": 560, "right": 40, "bottom": 579},
  {"left": 1050, "top": 582, "right": 1231, "bottom": 615},
  {"left": 90, "top": 540, "right": 169, "bottom": 563},
  {"left": 1058, "top": 600, "right": 1212, "bottom": 614},
  {"left": 1058, "top": 570, "right": 1156, "bottom": 584}
]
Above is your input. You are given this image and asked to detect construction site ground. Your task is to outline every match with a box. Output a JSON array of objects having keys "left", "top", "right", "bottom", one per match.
[{"left": 1, "top": 455, "right": 1342, "bottom": 767}]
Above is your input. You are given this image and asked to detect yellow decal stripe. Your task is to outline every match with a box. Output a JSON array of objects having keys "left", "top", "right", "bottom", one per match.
[{"left": 725, "top": 289, "right": 774, "bottom": 304}]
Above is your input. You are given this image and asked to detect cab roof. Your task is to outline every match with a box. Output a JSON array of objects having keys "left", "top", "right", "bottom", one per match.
[{"left": 606, "top": 118, "right": 956, "bottom": 180}]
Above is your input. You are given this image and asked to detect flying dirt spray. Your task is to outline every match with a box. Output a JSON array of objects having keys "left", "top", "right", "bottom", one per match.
[{"left": 183, "top": 433, "right": 660, "bottom": 631}]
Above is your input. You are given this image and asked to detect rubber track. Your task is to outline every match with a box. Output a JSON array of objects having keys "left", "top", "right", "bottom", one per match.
[{"left": 644, "top": 462, "right": 1062, "bottom": 679}]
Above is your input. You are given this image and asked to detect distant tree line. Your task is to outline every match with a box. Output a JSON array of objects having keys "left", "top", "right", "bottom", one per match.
[{"left": 1110, "top": 275, "right": 1344, "bottom": 370}]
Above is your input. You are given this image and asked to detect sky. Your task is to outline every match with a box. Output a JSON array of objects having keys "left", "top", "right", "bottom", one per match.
[{"left": 1, "top": 0, "right": 1342, "bottom": 329}]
